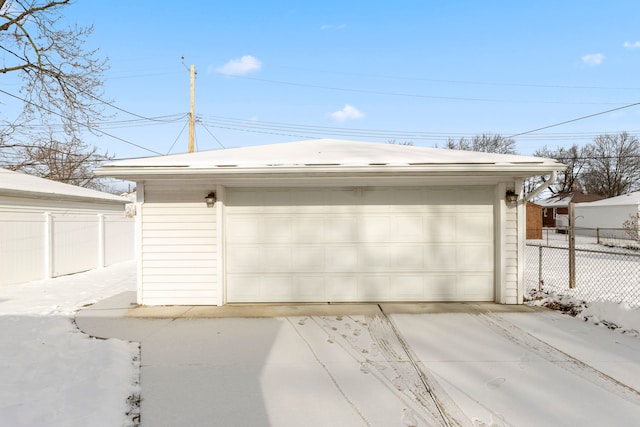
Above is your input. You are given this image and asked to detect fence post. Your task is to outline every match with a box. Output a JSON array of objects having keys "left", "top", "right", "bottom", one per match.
[
  {"left": 97, "top": 213, "right": 105, "bottom": 269},
  {"left": 596, "top": 227, "right": 600, "bottom": 244},
  {"left": 538, "top": 245, "right": 543, "bottom": 291},
  {"left": 44, "top": 212, "right": 53, "bottom": 279},
  {"left": 569, "top": 202, "right": 576, "bottom": 289}
]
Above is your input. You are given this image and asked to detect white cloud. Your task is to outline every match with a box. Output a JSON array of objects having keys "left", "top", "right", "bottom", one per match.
[
  {"left": 320, "top": 24, "right": 347, "bottom": 30},
  {"left": 327, "top": 104, "right": 364, "bottom": 122},
  {"left": 623, "top": 41, "right": 640, "bottom": 49},
  {"left": 581, "top": 53, "right": 605, "bottom": 66},
  {"left": 216, "top": 55, "right": 262, "bottom": 76}
]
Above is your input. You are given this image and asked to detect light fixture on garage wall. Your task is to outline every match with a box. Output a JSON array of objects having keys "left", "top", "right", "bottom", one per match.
[
  {"left": 205, "top": 192, "right": 216, "bottom": 208},
  {"left": 505, "top": 190, "right": 518, "bottom": 204}
]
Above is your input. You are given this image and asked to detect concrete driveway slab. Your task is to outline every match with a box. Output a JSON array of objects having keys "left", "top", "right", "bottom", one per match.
[{"left": 77, "top": 294, "right": 640, "bottom": 427}]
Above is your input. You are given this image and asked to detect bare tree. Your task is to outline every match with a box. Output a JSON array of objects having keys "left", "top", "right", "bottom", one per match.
[
  {"left": 581, "top": 132, "right": 640, "bottom": 197},
  {"left": 444, "top": 133, "right": 517, "bottom": 154},
  {"left": 9, "top": 131, "right": 113, "bottom": 190},
  {"left": 1, "top": 0, "right": 110, "bottom": 188},
  {"left": 0, "top": 0, "right": 109, "bottom": 133},
  {"left": 533, "top": 144, "right": 588, "bottom": 194}
]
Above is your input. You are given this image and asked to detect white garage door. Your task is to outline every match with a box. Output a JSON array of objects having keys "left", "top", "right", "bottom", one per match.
[{"left": 225, "top": 186, "right": 494, "bottom": 303}]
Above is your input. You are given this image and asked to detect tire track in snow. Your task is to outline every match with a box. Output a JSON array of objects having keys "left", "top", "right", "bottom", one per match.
[
  {"left": 296, "top": 314, "right": 450, "bottom": 426},
  {"left": 369, "top": 309, "right": 472, "bottom": 427},
  {"left": 478, "top": 313, "right": 640, "bottom": 406}
]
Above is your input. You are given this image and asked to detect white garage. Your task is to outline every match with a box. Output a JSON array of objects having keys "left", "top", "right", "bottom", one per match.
[{"left": 96, "top": 139, "right": 564, "bottom": 306}]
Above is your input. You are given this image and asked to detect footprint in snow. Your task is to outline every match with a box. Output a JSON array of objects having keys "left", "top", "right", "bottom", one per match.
[
  {"left": 360, "top": 362, "right": 370, "bottom": 374},
  {"left": 336, "top": 315, "right": 343, "bottom": 321},
  {"left": 485, "top": 377, "right": 506, "bottom": 390},
  {"left": 353, "top": 328, "right": 361, "bottom": 336},
  {"left": 298, "top": 318, "right": 306, "bottom": 326}
]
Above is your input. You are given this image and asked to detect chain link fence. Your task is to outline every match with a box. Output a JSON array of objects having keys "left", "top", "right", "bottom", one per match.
[{"left": 525, "top": 243, "right": 640, "bottom": 307}]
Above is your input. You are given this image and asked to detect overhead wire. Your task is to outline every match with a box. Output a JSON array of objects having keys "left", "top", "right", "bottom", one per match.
[{"left": 0, "top": 88, "right": 163, "bottom": 155}]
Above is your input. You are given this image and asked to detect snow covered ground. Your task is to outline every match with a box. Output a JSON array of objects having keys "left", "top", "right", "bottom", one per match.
[
  {"left": 2, "top": 260, "right": 640, "bottom": 426},
  {"left": 0, "top": 261, "right": 139, "bottom": 427}
]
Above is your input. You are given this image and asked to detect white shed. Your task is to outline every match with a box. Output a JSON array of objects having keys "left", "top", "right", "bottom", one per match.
[
  {"left": 574, "top": 191, "right": 640, "bottom": 230},
  {"left": 0, "top": 168, "right": 134, "bottom": 285},
  {"left": 96, "top": 139, "right": 564, "bottom": 306}
]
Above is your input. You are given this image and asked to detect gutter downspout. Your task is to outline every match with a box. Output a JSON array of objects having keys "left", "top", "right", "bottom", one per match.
[{"left": 524, "top": 170, "right": 557, "bottom": 202}]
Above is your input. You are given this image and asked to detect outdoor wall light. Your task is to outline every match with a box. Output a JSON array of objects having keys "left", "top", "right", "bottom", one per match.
[
  {"left": 505, "top": 190, "right": 518, "bottom": 204},
  {"left": 205, "top": 192, "right": 216, "bottom": 208}
]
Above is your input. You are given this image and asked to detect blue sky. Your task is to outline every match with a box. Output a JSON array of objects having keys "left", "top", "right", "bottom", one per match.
[{"left": 8, "top": 1, "right": 640, "bottom": 159}]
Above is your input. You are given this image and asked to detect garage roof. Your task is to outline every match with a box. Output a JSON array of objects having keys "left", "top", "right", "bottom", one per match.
[
  {"left": 577, "top": 191, "right": 640, "bottom": 207},
  {"left": 96, "top": 138, "right": 565, "bottom": 179},
  {"left": 0, "top": 168, "right": 129, "bottom": 204}
]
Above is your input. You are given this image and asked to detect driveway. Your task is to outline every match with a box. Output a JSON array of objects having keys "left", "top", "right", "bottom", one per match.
[{"left": 76, "top": 295, "right": 640, "bottom": 427}]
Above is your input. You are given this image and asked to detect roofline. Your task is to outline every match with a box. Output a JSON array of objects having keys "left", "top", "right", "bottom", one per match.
[
  {"left": 0, "top": 188, "right": 130, "bottom": 205},
  {"left": 95, "top": 164, "right": 566, "bottom": 180}
]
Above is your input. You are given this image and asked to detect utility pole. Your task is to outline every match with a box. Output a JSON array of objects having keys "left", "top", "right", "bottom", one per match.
[{"left": 188, "top": 64, "right": 195, "bottom": 153}]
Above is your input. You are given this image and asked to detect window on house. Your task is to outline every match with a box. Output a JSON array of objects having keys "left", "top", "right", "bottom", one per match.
[{"left": 543, "top": 208, "right": 547, "bottom": 218}]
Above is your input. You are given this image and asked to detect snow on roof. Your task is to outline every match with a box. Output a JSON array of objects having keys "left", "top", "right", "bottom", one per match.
[
  {"left": 0, "top": 168, "right": 129, "bottom": 204},
  {"left": 577, "top": 191, "right": 640, "bottom": 207},
  {"left": 537, "top": 191, "right": 604, "bottom": 208},
  {"left": 97, "top": 139, "right": 564, "bottom": 178}
]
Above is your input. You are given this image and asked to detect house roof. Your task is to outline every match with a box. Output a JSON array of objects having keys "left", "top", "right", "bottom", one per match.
[
  {"left": 96, "top": 138, "right": 565, "bottom": 180},
  {"left": 576, "top": 191, "right": 640, "bottom": 207},
  {"left": 537, "top": 191, "right": 605, "bottom": 208},
  {"left": 0, "top": 168, "right": 129, "bottom": 204}
]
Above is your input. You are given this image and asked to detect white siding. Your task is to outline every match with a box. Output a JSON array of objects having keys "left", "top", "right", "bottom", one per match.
[
  {"left": 52, "top": 214, "right": 99, "bottom": 277},
  {"left": 140, "top": 181, "right": 217, "bottom": 305},
  {"left": 0, "top": 212, "right": 45, "bottom": 285}
]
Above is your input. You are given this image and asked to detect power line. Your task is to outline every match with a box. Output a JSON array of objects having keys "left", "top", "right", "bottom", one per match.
[
  {"left": 225, "top": 75, "right": 632, "bottom": 106},
  {"left": 507, "top": 102, "right": 640, "bottom": 138},
  {"left": 0, "top": 88, "right": 163, "bottom": 155}
]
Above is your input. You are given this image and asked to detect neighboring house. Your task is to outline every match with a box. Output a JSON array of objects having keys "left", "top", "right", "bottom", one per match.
[
  {"left": 574, "top": 191, "right": 640, "bottom": 233},
  {"left": 0, "top": 168, "right": 134, "bottom": 285},
  {"left": 96, "top": 138, "right": 564, "bottom": 306},
  {"left": 537, "top": 191, "right": 604, "bottom": 229},
  {"left": 525, "top": 202, "right": 543, "bottom": 239}
]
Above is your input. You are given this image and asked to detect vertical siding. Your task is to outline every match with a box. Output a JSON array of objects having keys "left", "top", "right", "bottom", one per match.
[
  {"left": 0, "top": 212, "right": 45, "bottom": 285},
  {"left": 104, "top": 215, "right": 135, "bottom": 266},
  {"left": 141, "top": 181, "right": 217, "bottom": 305}
]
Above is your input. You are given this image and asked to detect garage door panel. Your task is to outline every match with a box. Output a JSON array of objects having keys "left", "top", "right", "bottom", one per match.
[
  {"left": 326, "top": 246, "right": 358, "bottom": 271},
  {"left": 359, "top": 216, "right": 391, "bottom": 241},
  {"left": 391, "top": 246, "right": 425, "bottom": 269},
  {"left": 427, "top": 275, "right": 459, "bottom": 299},
  {"left": 456, "top": 214, "right": 492, "bottom": 241},
  {"left": 326, "top": 276, "right": 358, "bottom": 300},
  {"left": 226, "top": 186, "right": 494, "bottom": 303},
  {"left": 226, "top": 217, "right": 259, "bottom": 242},
  {"left": 225, "top": 246, "right": 260, "bottom": 272},
  {"left": 459, "top": 274, "right": 494, "bottom": 300},
  {"left": 426, "top": 216, "right": 456, "bottom": 241},
  {"left": 262, "top": 247, "right": 292, "bottom": 272},
  {"left": 457, "top": 245, "right": 493, "bottom": 269},
  {"left": 358, "top": 276, "right": 390, "bottom": 300},
  {"left": 390, "top": 275, "right": 425, "bottom": 299},
  {"left": 292, "top": 246, "right": 325, "bottom": 271},
  {"left": 425, "top": 245, "right": 458, "bottom": 269},
  {"left": 297, "top": 217, "right": 325, "bottom": 241},
  {"left": 293, "top": 276, "right": 325, "bottom": 300},
  {"left": 263, "top": 217, "right": 293, "bottom": 243},
  {"left": 359, "top": 246, "right": 390, "bottom": 270},
  {"left": 391, "top": 216, "right": 425, "bottom": 241},
  {"left": 325, "top": 217, "right": 358, "bottom": 241}
]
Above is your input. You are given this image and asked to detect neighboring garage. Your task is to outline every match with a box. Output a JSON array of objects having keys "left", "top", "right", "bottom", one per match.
[{"left": 96, "top": 139, "right": 565, "bottom": 306}]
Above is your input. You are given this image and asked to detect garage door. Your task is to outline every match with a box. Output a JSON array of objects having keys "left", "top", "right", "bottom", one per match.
[{"left": 225, "top": 187, "right": 494, "bottom": 303}]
